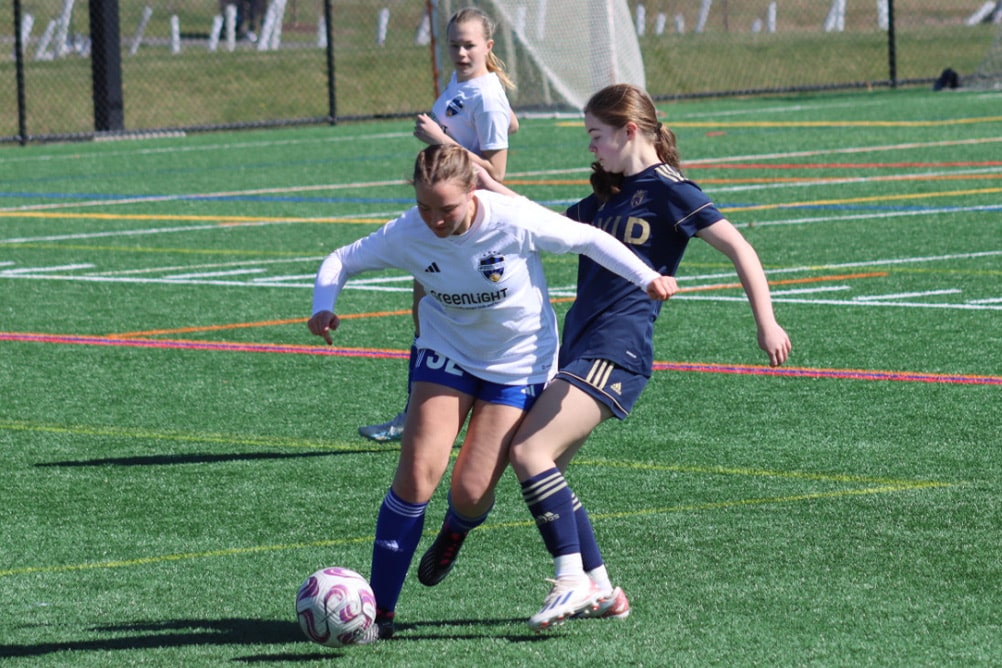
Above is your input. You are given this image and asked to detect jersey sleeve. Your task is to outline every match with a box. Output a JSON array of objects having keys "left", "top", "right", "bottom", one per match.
[
  {"left": 311, "top": 220, "right": 401, "bottom": 315},
  {"left": 473, "top": 106, "right": 510, "bottom": 152},
  {"left": 517, "top": 199, "right": 660, "bottom": 289},
  {"left": 661, "top": 180, "right": 723, "bottom": 237},
  {"left": 472, "top": 77, "right": 511, "bottom": 152}
]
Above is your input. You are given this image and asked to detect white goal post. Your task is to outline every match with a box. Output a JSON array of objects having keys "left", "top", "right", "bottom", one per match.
[{"left": 431, "top": 0, "right": 645, "bottom": 112}]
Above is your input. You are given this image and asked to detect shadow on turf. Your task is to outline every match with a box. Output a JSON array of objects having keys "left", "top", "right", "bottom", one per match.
[
  {"left": 0, "top": 616, "right": 547, "bottom": 659},
  {"left": 33, "top": 448, "right": 391, "bottom": 468}
]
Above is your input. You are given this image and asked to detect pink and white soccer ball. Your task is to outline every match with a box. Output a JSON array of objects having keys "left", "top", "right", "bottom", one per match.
[{"left": 296, "top": 567, "right": 377, "bottom": 647}]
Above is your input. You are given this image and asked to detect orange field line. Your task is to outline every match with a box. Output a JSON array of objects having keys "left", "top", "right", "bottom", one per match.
[
  {"left": 109, "top": 273, "right": 882, "bottom": 337},
  {"left": 550, "top": 271, "right": 885, "bottom": 303},
  {"left": 110, "top": 310, "right": 411, "bottom": 338}
]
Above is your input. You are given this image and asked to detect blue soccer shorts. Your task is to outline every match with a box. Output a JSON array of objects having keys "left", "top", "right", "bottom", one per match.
[
  {"left": 556, "top": 357, "right": 651, "bottom": 420},
  {"left": 411, "top": 348, "right": 545, "bottom": 411}
]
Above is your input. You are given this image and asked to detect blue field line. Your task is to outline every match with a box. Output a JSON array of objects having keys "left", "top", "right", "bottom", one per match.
[{"left": 0, "top": 191, "right": 414, "bottom": 206}]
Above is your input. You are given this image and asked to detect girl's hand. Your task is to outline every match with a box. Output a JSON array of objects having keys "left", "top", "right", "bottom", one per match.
[
  {"left": 308, "top": 311, "right": 340, "bottom": 345},
  {"left": 414, "top": 113, "right": 448, "bottom": 145},
  {"left": 758, "top": 322, "right": 791, "bottom": 366},
  {"left": 646, "top": 275, "right": 679, "bottom": 301}
]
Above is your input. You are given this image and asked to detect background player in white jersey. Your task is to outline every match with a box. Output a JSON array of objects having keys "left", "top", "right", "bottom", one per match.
[
  {"left": 359, "top": 7, "right": 519, "bottom": 443},
  {"left": 418, "top": 84, "right": 792, "bottom": 630},
  {"left": 309, "top": 143, "right": 675, "bottom": 639}
]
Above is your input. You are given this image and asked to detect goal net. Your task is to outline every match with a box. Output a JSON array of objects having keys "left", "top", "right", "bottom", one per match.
[
  {"left": 431, "top": 0, "right": 645, "bottom": 112},
  {"left": 968, "top": 16, "right": 1002, "bottom": 90}
]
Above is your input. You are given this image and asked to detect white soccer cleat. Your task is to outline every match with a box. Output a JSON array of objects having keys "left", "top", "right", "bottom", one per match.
[
  {"left": 527, "top": 575, "right": 602, "bottom": 631},
  {"left": 575, "top": 585, "right": 631, "bottom": 620},
  {"left": 358, "top": 412, "right": 406, "bottom": 442}
]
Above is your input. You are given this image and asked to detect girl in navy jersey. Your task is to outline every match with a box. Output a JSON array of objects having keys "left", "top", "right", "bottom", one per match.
[
  {"left": 309, "top": 143, "right": 674, "bottom": 641},
  {"left": 419, "top": 84, "right": 791, "bottom": 631}
]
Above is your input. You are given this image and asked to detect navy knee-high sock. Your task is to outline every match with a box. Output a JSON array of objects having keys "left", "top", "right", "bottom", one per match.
[
  {"left": 369, "top": 488, "right": 427, "bottom": 614},
  {"left": 520, "top": 468, "right": 579, "bottom": 558},
  {"left": 571, "top": 494, "right": 604, "bottom": 572},
  {"left": 442, "top": 491, "right": 492, "bottom": 534}
]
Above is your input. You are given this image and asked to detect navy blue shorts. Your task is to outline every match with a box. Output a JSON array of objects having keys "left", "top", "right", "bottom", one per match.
[
  {"left": 411, "top": 348, "right": 544, "bottom": 411},
  {"left": 556, "top": 358, "right": 650, "bottom": 420}
]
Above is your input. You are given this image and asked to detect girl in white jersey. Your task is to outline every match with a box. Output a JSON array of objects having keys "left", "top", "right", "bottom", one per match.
[
  {"left": 359, "top": 7, "right": 519, "bottom": 443},
  {"left": 414, "top": 7, "right": 517, "bottom": 181},
  {"left": 309, "top": 144, "right": 675, "bottom": 641}
]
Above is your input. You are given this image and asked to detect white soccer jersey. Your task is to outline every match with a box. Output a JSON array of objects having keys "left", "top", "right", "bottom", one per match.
[
  {"left": 313, "top": 191, "right": 660, "bottom": 385},
  {"left": 431, "top": 72, "right": 511, "bottom": 154}
]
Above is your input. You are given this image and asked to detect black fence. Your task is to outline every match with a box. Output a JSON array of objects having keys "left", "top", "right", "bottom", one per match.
[{"left": 3, "top": 0, "right": 1000, "bottom": 145}]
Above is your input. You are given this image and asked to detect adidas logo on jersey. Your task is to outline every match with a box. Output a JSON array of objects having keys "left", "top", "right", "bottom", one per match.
[
  {"left": 609, "top": 382, "right": 623, "bottom": 395},
  {"left": 425, "top": 262, "right": 441, "bottom": 273}
]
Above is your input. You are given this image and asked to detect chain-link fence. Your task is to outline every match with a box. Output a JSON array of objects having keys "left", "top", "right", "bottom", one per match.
[{"left": 3, "top": 0, "right": 1000, "bottom": 144}]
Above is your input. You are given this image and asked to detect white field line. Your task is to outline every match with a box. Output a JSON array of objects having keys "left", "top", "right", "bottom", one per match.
[
  {"left": 4, "top": 251, "right": 998, "bottom": 285},
  {"left": 511, "top": 136, "right": 1002, "bottom": 179},
  {"left": 0, "top": 212, "right": 399, "bottom": 244},
  {"left": 164, "top": 268, "right": 267, "bottom": 279},
  {"left": 85, "top": 256, "right": 326, "bottom": 276},
  {"left": 2, "top": 251, "right": 998, "bottom": 310},
  {"left": 1, "top": 180, "right": 408, "bottom": 213},
  {"left": 733, "top": 204, "right": 1002, "bottom": 229},
  {"left": 853, "top": 289, "right": 962, "bottom": 301},
  {"left": 673, "top": 99, "right": 890, "bottom": 118},
  {"left": 0, "top": 272, "right": 410, "bottom": 291},
  {"left": 2, "top": 263, "right": 95, "bottom": 274},
  {"left": 5, "top": 136, "right": 1002, "bottom": 215},
  {"left": 0, "top": 131, "right": 414, "bottom": 168},
  {"left": 2, "top": 200, "right": 999, "bottom": 247},
  {"left": 675, "top": 294, "right": 1002, "bottom": 311},
  {"left": 769, "top": 286, "right": 851, "bottom": 296},
  {"left": 706, "top": 165, "right": 1002, "bottom": 195}
]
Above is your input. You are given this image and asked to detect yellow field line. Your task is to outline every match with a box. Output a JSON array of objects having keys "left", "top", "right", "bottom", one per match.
[
  {"left": 0, "top": 422, "right": 954, "bottom": 578},
  {"left": 558, "top": 116, "right": 1002, "bottom": 128},
  {"left": 0, "top": 481, "right": 949, "bottom": 578},
  {"left": 724, "top": 185, "right": 1002, "bottom": 212},
  {"left": 0, "top": 211, "right": 378, "bottom": 224}
]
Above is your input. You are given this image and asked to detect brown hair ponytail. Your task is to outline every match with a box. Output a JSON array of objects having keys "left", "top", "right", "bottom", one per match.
[{"left": 584, "top": 83, "right": 681, "bottom": 202}]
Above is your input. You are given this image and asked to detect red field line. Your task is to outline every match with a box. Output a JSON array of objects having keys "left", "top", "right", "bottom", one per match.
[
  {"left": 109, "top": 310, "right": 410, "bottom": 339},
  {"left": 3, "top": 332, "right": 998, "bottom": 385},
  {"left": 685, "top": 161, "right": 1002, "bottom": 170}
]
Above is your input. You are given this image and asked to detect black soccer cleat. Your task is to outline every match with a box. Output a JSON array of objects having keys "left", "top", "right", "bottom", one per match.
[
  {"left": 375, "top": 608, "right": 395, "bottom": 640},
  {"left": 417, "top": 526, "right": 468, "bottom": 586}
]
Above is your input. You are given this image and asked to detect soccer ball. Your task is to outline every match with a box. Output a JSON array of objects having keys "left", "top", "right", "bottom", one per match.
[{"left": 296, "top": 567, "right": 377, "bottom": 647}]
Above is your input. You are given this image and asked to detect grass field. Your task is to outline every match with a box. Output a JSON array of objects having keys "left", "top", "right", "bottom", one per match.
[{"left": 1, "top": 86, "right": 1001, "bottom": 666}]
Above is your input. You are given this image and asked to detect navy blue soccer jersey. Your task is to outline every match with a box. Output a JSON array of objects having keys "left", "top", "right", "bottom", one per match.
[{"left": 562, "top": 163, "right": 723, "bottom": 376}]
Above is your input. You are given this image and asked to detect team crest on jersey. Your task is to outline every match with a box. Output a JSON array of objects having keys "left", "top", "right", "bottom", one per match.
[
  {"left": 478, "top": 252, "right": 505, "bottom": 283},
  {"left": 446, "top": 96, "right": 464, "bottom": 117},
  {"left": 631, "top": 190, "right": 647, "bottom": 208}
]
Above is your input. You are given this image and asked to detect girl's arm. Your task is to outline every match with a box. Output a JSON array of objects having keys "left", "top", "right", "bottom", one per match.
[
  {"left": 478, "top": 148, "right": 508, "bottom": 181},
  {"left": 697, "top": 219, "right": 792, "bottom": 366},
  {"left": 414, "top": 113, "right": 508, "bottom": 181},
  {"left": 474, "top": 164, "right": 518, "bottom": 196}
]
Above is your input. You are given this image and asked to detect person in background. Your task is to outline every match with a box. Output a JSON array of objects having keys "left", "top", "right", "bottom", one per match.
[
  {"left": 309, "top": 143, "right": 675, "bottom": 640},
  {"left": 358, "top": 6, "right": 520, "bottom": 443},
  {"left": 418, "top": 83, "right": 792, "bottom": 631}
]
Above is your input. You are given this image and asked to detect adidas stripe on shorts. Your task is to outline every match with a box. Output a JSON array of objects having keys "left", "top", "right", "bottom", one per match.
[{"left": 555, "top": 358, "right": 650, "bottom": 420}]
